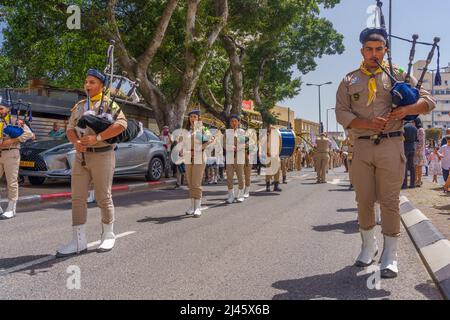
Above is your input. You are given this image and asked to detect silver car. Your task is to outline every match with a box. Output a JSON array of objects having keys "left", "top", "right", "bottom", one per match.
[{"left": 19, "top": 129, "right": 168, "bottom": 185}]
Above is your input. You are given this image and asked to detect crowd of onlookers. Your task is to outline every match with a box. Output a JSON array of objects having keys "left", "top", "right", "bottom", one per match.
[{"left": 404, "top": 118, "right": 450, "bottom": 193}]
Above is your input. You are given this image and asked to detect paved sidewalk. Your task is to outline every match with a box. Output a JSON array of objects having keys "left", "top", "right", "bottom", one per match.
[{"left": 402, "top": 179, "right": 450, "bottom": 241}]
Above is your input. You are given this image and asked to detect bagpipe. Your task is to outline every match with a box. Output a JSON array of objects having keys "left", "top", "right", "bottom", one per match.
[
  {"left": 374, "top": 0, "right": 441, "bottom": 121},
  {"left": 76, "top": 40, "right": 143, "bottom": 144},
  {"left": 1, "top": 88, "right": 33, "bottom": 139}
]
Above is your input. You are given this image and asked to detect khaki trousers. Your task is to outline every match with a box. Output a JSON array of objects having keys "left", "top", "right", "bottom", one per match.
[
  {"left": 71, "top": 150, "right": 115, "bottom": 226},
  {"left": 352, "top": 137, "right": 405, "bottom": 236},
  {"left": 0, "top": 149, "right": 20, "bottom": 202},
  {"left": 226, "top": 163, "right": 244, "bottom": 190},
  {"left": 281, "top": 158, "right": 287, "bottom": 177},
  {"left": 186, "top": 163, "right": 206, "bottom": 199},
  {"left": 316, "top": 153, "right": 329, "bottom": 182},
  {"left": 244, "top": 162, "right": 251, "bottom": 187}
]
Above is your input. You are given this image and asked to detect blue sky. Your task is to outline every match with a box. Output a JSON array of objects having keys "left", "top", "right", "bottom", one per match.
[{"left": 281, "top": 0, "right": 450, "bottom": 132}]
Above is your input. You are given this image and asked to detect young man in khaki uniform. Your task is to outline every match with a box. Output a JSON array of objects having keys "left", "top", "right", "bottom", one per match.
[
  {"left": 0, "top": 99, "right": 33, "bottom": 219},
  {"left": 263, "top": 124, "right": 282, "bottom": 192},
  {"left": 57, "top": 69, "right": 127, "bottom": 257},
  {"left": 225, "top": 114, "right": 245, "bottom": 203},
  {"left": 315, "top": 133, "right": 330, "bottom": 183},
  {"left": 336, "top": 28, "right": 435, "bottom": 278}
]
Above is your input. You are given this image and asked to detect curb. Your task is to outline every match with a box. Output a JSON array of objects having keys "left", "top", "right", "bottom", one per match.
[
  {"left": 400, "top": 195, "right": 450, "bottom": 300},
  {"left": 2, "top": 178, "right": 177, "bottom": 206}
]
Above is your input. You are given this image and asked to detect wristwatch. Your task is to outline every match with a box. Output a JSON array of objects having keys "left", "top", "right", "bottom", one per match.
[{"left": 96, "top": 134, "right": 102, "bottom": 142}]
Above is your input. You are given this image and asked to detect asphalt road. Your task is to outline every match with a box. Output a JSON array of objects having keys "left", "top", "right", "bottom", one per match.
[{"left": 0, "top": 168, "right": 442, "bottom": 300}]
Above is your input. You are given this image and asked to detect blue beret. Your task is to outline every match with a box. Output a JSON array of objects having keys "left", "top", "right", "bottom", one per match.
[
  {"left": 188, "top": 109, "right": 201, "bottom": 116},
  {"left": 359, "top": 28, "right": 388, "bottom": 44},
  {"left": 230, "top": 114, "right": 241, "bottom": 121},
  {"left": 87, "top": 68, "right": 106, "bottom": 84}
]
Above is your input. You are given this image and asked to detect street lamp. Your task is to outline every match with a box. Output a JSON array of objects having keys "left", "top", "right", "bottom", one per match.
[
  {"left": 306, "top": 81, "right": 332, "bottom": 133},
  {"left": 326, "top": 108, "right": 336, "bottom": 134}
]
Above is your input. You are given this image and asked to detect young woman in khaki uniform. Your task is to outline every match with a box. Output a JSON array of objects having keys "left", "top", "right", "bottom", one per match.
[
  {"left": 0, "top": 99, "right": 33, "bottom": 219},
  {"left": 184, "top": 110, "right": 212, "bottom": 217}
]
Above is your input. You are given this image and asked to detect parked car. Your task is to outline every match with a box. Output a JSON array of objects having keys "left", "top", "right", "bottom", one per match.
[{"left": 19, "top": 129, "right": 168, "bottom": 185}]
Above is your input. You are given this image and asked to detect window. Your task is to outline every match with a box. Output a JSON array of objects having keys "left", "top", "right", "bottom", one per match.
[
  {"left": 146, "top": 130, "right": 160, "bottom": 142},
  {"left": 132, "top": 132, "right": 148, "bottom": 144}
]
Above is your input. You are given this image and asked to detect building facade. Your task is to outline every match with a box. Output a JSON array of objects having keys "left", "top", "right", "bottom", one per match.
[{"left": 413, "top": 61, "right": 450, "bottom": 130}]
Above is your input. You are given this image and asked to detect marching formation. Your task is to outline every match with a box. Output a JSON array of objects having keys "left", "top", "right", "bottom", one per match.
[{"left": 0, "top": 0, "right": 441, "bottom": 286}]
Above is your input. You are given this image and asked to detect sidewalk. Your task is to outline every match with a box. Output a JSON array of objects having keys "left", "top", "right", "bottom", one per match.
[
  {"left": 0, "top": 176, "right": 177, "bottom": 205},
  {"left": 402, "top": 179, "right": 450, "bottom": 241}
]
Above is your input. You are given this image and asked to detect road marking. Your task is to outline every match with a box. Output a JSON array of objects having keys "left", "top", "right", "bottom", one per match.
[{"left": 0, "top": 231, "right": 136, "bottom": 276}]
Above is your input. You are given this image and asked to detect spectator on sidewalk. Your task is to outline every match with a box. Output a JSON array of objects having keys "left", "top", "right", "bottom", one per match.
[
  {"left": 402, "top": 121, "right": 418, "bottom": 189},
  {"left": 159, "top": 126, "right": 173, "bottom": 178},
  {"left": 441, "top": 128, "right": 450, "bottom": 146},
  {"left": 441, "top": 136, "right": 450, "bottom": 192},
  {"left": 414, "top": 118, "right": 426, "bottom": 187},
  {"left": 429, "top": 146, "right": 443, "bottom": 184},
  {"left": 48, "top": 122, "right": 65, "bottom": 139}
]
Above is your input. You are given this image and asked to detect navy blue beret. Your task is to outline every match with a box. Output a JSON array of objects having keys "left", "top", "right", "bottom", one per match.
[
  {"left": 188, "top": 109, "right": 201, "bottom": 116},
  {"left": 359, "top": 28, "right": 388, "bottom": 44},
  {"left": 230, "top": 114, "right": 241, "bottom": 121},
  {"left": 87, "top": 68, "right": 106, "bottom": 84}
]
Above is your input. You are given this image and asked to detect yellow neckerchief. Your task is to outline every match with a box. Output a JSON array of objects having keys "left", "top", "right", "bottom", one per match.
[
  {"left": 0, "top": 114, "right": 11, "bottom": 139},
  {"left": 85, "top": 91, "right": 104, "bottom": 110},
  {"left": 359, "top": 61, "right": 388, "bottom": 106}
]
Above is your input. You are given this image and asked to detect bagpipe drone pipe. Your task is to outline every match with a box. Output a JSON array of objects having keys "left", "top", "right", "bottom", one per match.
[
  {"left": 1, "top": 88, "right": 32, "bottom": 139},
  {"left": 374, "top": 0, "right": 441, "bottom": 121}
]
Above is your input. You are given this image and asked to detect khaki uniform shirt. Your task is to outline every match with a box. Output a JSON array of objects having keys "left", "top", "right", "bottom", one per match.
[
  {"left": 67, "top": 97, "right": 127, "bottom": 148},
  {"left": 316, "top": 136, "right": 330, "bottom": 153},
  {"left": 335, "top": 66, "right": 436, "bottom": 139}
]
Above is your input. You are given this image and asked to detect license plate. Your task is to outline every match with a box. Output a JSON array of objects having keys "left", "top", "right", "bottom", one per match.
[{"left": 20, "top": 161, "right": 35, "bottom": 168}]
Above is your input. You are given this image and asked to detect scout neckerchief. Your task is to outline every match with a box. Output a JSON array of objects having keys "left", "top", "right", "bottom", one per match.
[
  {"left": 0, "top": 114, "right": 11, "bottom": 139},
  {"left": 359, "top": 60, "right": 389, "bottom": 106},
  {"left": 83, "top": 92, "right": 104, "bottom": 112}
]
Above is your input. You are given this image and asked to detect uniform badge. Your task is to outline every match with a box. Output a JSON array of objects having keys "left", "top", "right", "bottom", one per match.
[
  {"left": 353, "top": 93, "right": 360, "bottom": 101},
  {"left": 350, "top": 76, "right": 360, "bottom": 85}
]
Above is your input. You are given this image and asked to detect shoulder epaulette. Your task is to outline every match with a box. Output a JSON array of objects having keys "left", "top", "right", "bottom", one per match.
[{"left": 71, "top": 99, "right": 86, "bottom": 112}]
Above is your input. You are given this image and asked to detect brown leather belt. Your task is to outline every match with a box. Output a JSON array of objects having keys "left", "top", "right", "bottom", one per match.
[{"left": 85, "top": 145, "right": 113, "bottom": 153}]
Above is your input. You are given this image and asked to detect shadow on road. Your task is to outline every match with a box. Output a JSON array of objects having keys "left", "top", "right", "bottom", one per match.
[
  {"left": 336, "top": 208, "right": 358, "bottom": 213},
  {"left": 0, "top": 250, "right": 97, "bottom": 276},
  {"left": 137, "top": 214, "right": 191, "bottom": 224},
  {"left": 272, "top": 265, "right": 391, "bottom": 300},
  {"left": 312, "top": 220, "right": 359, "bottom": 234}
]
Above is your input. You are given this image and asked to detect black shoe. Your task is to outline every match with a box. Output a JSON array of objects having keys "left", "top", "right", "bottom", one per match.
[
  {"left": 408, "top": 185, "right": 416, "bottom": 189},
  {"left": 282, "top": 176, "right": 287, "bottom": 184},
  {"left": 174, "top": 183, "right": 180, "bottom": 189},
  {"left": 274, "top": 182, "right": 282, "bottom": 192},
  {"left": 266, "top": 182, "right": 271, "bottom": 192},
  {"left": 380, "top": 268, "right": 398, "bottom": 279}
]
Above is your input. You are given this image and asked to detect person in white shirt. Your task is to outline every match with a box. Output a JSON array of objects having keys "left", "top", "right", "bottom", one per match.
[{"left": 440, "top": 136, "right": 450, "bottom": 192}]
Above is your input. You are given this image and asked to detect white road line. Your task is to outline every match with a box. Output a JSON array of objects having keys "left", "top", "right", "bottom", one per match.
[{"left": 0, "top": 231, "right": 136, "bottom": 276}]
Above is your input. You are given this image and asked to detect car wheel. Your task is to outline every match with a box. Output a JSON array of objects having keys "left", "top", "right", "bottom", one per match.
[
  {"left": 145, "top": 157, "right": 163, "bottom": 181},
  {"left": 28, "top": 176, "right": 46, "bottom": 185}
]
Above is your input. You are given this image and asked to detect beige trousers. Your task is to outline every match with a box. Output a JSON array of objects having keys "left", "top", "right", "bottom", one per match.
[
  {"left": 352, "top": 137, "right": 405, "bottom": 236},
  {"left": 71, "top": 150, "right": 115, "bottom": 226},
  {"left": 226, "top": 163, "right": 244, "bottom": 190},
  {"left": 315, "top": 153, "right": 329, "bottom": 182},
  {"left": 0, "top": 149, "right": 20, "bottom": 202},
  {"left": 186, "top": 163, "right": 206, "bottom": 199}
]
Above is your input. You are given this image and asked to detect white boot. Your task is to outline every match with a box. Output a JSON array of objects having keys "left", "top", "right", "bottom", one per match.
[
  {"left": 98, "top": 223, "right": 116, "bottom": 252},
  {"left": 1, "top": 201, "right": 17, "bottom": 219},
  {"left": 355, "top": 228, "right": 379, "bottom": 267},
  {"left": 243, "top": 186, "right": 250, "bottom": 198},
  {"left": 56, "top": 225, "right": 87, "bottom": 257},
  {"left": 226, "top": 189, "right": 235, "bottom": 204},
  {"left": 375, "top": 203, "right": 381, "bottom": 225},
  {"left": 236, "top": 189, "right": 245, "bottom": 202},
  {"left": 87, "top": 190, "right": 96, "bottom": 203},
  {"left": 185, "top": 198, "right": 195, "bottom": 215},
  {"left": 380, "top": 235, "right": 398, "bottom": 278},
  {"left": 193, "top": 199, "right": 202, "bottom": 217}
]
